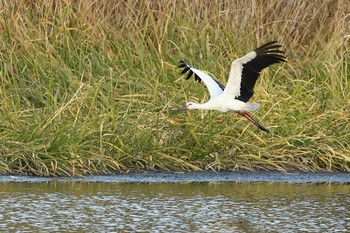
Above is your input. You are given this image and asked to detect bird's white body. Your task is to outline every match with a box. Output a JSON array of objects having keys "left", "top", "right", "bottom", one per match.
[
  {"left": 186, "top": 98, "right": 260, "bottom": 113},
  {"left": 174, "top": 41, "right": 286, "bottom": 132}
]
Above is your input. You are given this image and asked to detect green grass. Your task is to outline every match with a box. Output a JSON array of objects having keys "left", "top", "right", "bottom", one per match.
[{"left": 0, "top": 0, "right": 349, "bottom": 176}]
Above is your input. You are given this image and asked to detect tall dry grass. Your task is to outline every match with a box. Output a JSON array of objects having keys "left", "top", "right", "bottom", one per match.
[{"left": 0, "top": 0, "right": 349, "bottom": 176}]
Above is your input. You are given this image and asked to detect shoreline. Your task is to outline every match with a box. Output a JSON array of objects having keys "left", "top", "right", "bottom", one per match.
[{"left": 1, "top": 171, "right": 350, "bottom": 183}]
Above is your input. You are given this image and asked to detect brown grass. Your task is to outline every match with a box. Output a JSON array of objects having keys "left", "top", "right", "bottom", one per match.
[{"left": 0, "top": 0, "right": 349, "bottom": 176}]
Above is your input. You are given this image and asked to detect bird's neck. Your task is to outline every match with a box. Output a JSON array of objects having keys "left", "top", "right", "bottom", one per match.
[
  {"left": 190, "top": 99, "right": 229, "bottom": 112},
  {"left": 190, "top": 102, "right": 213, "bottom": 110}
]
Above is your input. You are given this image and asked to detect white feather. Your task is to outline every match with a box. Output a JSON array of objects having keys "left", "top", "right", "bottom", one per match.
[
  {"left": 187, "top": 67, "right": 224, "bottom": 100},
  {"left": 222, "top": 51, "right": 257, "bottom": 99}
]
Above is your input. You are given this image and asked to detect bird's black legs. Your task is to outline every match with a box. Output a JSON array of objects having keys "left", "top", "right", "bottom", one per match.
[{"left": 240, "top": 112, "right": 270, "bottom": 133}]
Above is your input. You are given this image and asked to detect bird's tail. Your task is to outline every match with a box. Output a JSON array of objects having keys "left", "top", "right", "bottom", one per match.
[{"left": 242, "top": 103, "right": 260, "bottom": 112}]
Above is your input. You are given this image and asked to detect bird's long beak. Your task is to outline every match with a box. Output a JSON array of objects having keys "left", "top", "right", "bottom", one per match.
[
  {"left": 171, "top": 105, "right": 188, "bottom": 114},
  {"left": 241, "top": 112, "right": 270, "bottom": 133}
]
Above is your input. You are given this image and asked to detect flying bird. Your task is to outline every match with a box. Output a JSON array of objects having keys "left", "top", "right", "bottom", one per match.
[{"left": 173, "top": 41, "right": 286, "bottom": 133}]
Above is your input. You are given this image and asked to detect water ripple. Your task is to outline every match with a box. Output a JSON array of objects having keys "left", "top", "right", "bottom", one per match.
[{"left": 0, "top": 183, "right": 349, "bottom": 232}]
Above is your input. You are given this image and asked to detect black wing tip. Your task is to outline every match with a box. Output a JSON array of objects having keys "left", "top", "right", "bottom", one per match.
[
  {"left": 255, "top": 41, "right": 287, "bottom": 62},
  {"left": 260, "top": 53, "right": 287, "bottom": 63},
  {"left": 178, "top": 60, "right": 194, "bottom": 79},
  {"left": 178, "top": 60, "right": 189, "bottom": 68},
  {"left": 194, "top": 74, "right": 201, "bottom": 82},
  {"left": 255, "top": 41, "right": 283, "bottom": 51},
  {"left": 186, "top": 70, "right": 194, "bottom": 80},
  {"left": 256, "top": 41, "right": 279, "bottom": 50},
  {"left": 177, "top": 60, "right": 204, "bottom": 83}
]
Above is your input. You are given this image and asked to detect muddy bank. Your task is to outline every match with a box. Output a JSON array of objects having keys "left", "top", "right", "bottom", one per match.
[{"left": 1, "top": 171, "right": 350, "bottom": 183}]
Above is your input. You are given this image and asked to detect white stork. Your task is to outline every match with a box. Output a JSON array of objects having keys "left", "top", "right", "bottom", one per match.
[{"left": 173, "top": 41, "right": 286, "bottom": 133}]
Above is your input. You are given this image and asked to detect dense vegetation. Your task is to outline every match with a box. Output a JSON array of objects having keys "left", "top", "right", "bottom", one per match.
[{"left": 0, "top": 0, "right": 349, "bottom": 176}]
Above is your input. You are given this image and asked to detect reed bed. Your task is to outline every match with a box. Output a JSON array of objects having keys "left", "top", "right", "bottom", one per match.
[{"left": 0, "top": 0, "right": 349, "bottom": 176}]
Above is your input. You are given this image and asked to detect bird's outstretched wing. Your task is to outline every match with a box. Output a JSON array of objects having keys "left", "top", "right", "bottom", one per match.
[
  {"left": 223, "top": 41, "right": 286, "bottom": 102},
  {"left": 178, "top": 60, "right": 224, "bottom": 100}
]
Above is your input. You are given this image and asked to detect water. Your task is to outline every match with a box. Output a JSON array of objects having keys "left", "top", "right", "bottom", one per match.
[{"left": 0, "top": 182, "right": 349, "bottom": 232}]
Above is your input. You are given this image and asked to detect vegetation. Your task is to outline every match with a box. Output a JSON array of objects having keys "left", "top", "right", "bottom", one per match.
[{"left": 0, "top": 0, "right": 349, "bottom": 176}]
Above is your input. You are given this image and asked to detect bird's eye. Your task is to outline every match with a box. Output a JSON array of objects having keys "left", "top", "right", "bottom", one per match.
[{"left": 188, "top": 103, "right": 192, "bottom": 106}]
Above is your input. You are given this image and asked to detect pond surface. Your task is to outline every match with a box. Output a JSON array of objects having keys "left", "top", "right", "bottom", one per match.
[{"left": 0, "top": 181, "right": 349, "bottom": 232}]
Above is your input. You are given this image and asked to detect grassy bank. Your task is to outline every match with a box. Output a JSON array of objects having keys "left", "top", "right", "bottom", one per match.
[{"left": 0, "top": 0, "right": 349, "bottom": 176}]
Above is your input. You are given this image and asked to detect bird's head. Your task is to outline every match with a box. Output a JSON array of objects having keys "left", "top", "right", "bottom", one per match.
[{"left": 172, "top": 102, "right": 196, "bottom": 113}]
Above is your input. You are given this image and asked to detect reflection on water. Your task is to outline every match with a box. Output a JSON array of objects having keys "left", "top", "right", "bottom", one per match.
[{"left": 0, "top": 182, "right": 349, "bottom": 232}]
